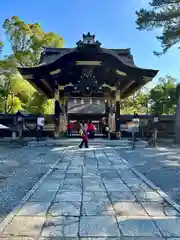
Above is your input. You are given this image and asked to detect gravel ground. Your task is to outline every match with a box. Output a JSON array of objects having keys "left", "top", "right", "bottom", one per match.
[
  {"left": 115, "top": 146, "right": 180, "bottom": 205},
  {"left": 0, "top": 146, "right": 66, "bottom": 221}
]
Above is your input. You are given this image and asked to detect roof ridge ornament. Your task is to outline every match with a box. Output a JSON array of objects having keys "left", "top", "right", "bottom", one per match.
[{"left": 76, "top": 32, "right": 101, "bottom": 48}]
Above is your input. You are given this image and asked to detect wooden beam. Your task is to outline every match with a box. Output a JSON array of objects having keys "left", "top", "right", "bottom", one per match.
[
  {"left": 102, "top": 84, "right": 116, "bottom": 91},
  {"left": 40, "top": 78, "right": 53, "bottom": 92},
  {"left": 121, "top": 80, "right": 135, "bottom": 93},
  {"left": 76, "top": 61, "right": 101, "bottom": 66},
  {"left": 116, "top": 70, "right": 127, "bottom": 77},
  {"left": 24, "top": 77, "right": 50, "bottom": 98},
  {"left": 50, "top": 69, "right": 61, "bottom": 75},
  {"left": 116, "top": 90, "right": 121, "bottom": 101},
  {"left": 143, "top": 76, "right": 152, "bottom": 82}
]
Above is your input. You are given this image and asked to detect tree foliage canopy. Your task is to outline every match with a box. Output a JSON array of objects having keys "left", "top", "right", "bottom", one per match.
[
  {"left": 3, "top": 16, "right": 65, "bottom": 66},
  {"left": 136, "top": 0, "right": 180, "bottom": 55},
  {"left": 0, "top": 40, "right": 3, "bottom": 53},
  {"left": 0, "top": 16, "right": 65, "bottom": 114},
  {"left": 149, "top": 75, "right": 177, "bottom": 114},
  {"left": 121, "top": 75, "right": 177, "bottom": 115}
]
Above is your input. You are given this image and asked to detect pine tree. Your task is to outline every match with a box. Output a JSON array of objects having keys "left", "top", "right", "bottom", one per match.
[{"left": 136, "top": 0, "right": 180, "bottom": 55}]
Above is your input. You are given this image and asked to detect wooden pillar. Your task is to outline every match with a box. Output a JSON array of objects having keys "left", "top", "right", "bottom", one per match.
[
  {"left": 105, "top": 100, "right": 109, "bottom": 114},
  {"left": 115, "top": 90, "right": 121, "bottom": 132},
  {"left": 54, "top": 89, "right": 60, "bottom": 138},
  {"left": 60, "top": 95, "right": 68, "bottom": 134},
  {"left": 110, "top": 97, "right": 116, "bottom": 132},
  {"left": 105, "top": 97, "right": 115, "bottom": 133}
]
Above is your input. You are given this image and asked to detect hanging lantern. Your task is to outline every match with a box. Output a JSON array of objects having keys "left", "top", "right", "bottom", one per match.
[
  {"left": 73, "top": 98, "right": 77, "bottom": 104},
  {"left": 89, "top": 98, "right": 92, "bottom": 104},
  {"left": 97, "top": 99, "right": 100, "bottom": 105},
  {"left": 81, "top": 99, "right": 84, "bottom": 104}
]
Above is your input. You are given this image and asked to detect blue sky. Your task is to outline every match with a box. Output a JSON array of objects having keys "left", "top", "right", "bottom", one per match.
[{"left": 0, "top": 0, "right": 179, "bottom": 88}]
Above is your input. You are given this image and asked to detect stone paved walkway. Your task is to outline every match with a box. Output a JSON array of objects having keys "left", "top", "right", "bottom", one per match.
[
  {"left": 0, "top": 147, "right": 180, "bottom": 239},
  {"left": 116, "top": 146, "right": 180, "bottom": 205}
]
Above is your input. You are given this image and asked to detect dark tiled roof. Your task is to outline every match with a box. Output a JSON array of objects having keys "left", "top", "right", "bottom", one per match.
[
  {"left": 39, "top": 47, "right": 136, "bottom": 68},
  {"left": 40, "top": 48, "right": 75, "bottom": 65},
  {"left": 101, "top": 48, "right": 137, "bottom": 68}
]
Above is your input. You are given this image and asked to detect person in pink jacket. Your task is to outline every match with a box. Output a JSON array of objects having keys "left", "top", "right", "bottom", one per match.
[{"left": 79, "top": 130, "right": 89, "bottom": 148}]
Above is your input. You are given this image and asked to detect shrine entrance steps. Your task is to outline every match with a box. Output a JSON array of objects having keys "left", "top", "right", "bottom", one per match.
[{"left": 27, "top": 138, "right": 148, "bottom": 148}]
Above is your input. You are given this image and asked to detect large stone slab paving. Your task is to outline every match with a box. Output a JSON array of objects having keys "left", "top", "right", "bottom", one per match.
[
  {"left": 1, "top": 147, "right": 180, "bottom": 239},
  {"left": 54, "top": 191, "right": 82, "bottom": 202},
  {"left": 117, "top": 169, "right": 137, "bottom": 180},
  {"left": 122, "top": 176, "right": 144, "bottom": 186},
  {"left": 28, "top": 189, "right": 57, "bottom": 202},
  {"left": 16, "top": 202, "right": 51, "bottom": 216},
  {"left": 153, "top": 217, "right": 180, "bottom": 238},
  {"left": 65, "top": 173, "right": 82, "bottom": 179},
  {"left": 1, "top": 216, "right": 45, "bottom": 238},
  {"left": 104, "top": 182, "right": 130, "bottom": 192},
  {"left": 79, "top": 216, "right": 120, "bottom": 237},
  {"left": 141, "top": 202, "right": 180, "bottom": 217},
  {"left": 39, "top": 238, "right": 79, "bottom": 240},
  {"left": 117, "top": 217, "right": 162, "bottom": 237},
  {"left": 49, "top": 169, "right": 67, "bottom": 178},
  {"left": 79, "top": 238, "right": 163, "bottom": 240},
  {"left": 48, "top": 202, "right": 81, "bottom": 217},
  {"left": 60, "top": 184, "right": 82, "bottom": 192},
  {"left": 83, "top": 172, "right": 101, "bottom": 178},
  {"left": 41, "top": 216, "right": 79, "bottom": 237},
  {"left": 83, "top": 178, "right": 102, "bottom": 186},
  {"left": 102, "top": 178, "right": 124, "bottom": 184},
  {"left": 0, "top": 237, "right": 36, "bottom": 240},
  {"left": 63, "top": 178, "right": 82, "bottom": 185},
  {"left": 108, "top": 191, "right": 136, "bottom": 202},
  {"left": 83, "top": 182, "right": 106, "bottom": 192},
  {"left": 38, "top": 180, "right": 61, "bottom": 192},
  {"left": 133, "top": 191, "right": 164, "bottom": 203},
  {"left": 113, "top": 202, "right": 148, "bottom": 217},
  {"left": 82, "top": 201, "right": 115, "bottom": 216},
  {"left": 83, "top": 191, "right": 110, "bottom": 202}
]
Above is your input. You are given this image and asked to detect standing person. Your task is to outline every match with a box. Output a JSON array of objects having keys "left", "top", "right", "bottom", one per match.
[
  {"left": 87, "top": 120, "right": 96, "bottom": 138},
  {"left": 67, "top": 121, "right": 73, "bottom": 137},
  {"left": 132, "top": 111, "right": 139, "bottom": 141},
  {"left": 37, "top": 115, "right": 45, "bottom": 141},
  {"left": 15, "top": 111, "right": 24, "bottom": 139},
  {"left": 79, "top": 130, "right": 89, "bottom": 148}
]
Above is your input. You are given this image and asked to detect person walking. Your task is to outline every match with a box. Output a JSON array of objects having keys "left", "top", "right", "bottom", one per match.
[
  {"left": 67, "top": 121, "right": 73, "bottom": 137},
  {"left": 79, "top": 130, "right": 89, "bottom": 148}
]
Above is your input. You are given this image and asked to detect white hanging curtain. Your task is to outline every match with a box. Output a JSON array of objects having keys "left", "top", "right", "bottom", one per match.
[
  {"left": 89, "top": 98, "right": 92, "bottom": 104},
  {"left": 97, "top": 99, "right": 100, "bottom": 105},
  {"left": 81, "top": 99, "right": 84, "bottom": 104},
  {"left": 73, "top": 98, "right": 77, "bottom": 104}
]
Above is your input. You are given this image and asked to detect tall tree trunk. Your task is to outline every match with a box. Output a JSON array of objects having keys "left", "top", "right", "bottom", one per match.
[{"left": 174, "top": 95, "right": 180, "bottom": 143}]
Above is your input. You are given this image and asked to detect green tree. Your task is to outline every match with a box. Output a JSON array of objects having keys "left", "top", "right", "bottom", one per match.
[
  {"left": 149, "top": 75, "right": 177, "bottom": 114},
  {"left": 0, "top": 41, "right": 3, "bottom": 53},
  {"left": 121, "top": 91, "right": 149, "bottom": 114},
  {"left": 26, "top": 92, "right": 54, "bottom": 115},
  {"left": 136, "top": 0, "right": 180, "bottom": 55},
  {"left": 3, "top": 16, "right": 65, "bottom": 66},
  {"left": 0, "top": 16, "right": 65, "bottom": 114},
  {"left": 0, "top": 73, "right": 22, "bottom": 113}
]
